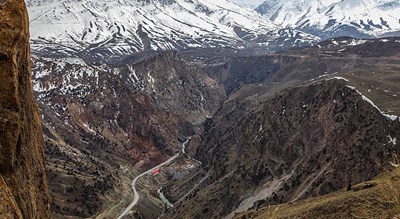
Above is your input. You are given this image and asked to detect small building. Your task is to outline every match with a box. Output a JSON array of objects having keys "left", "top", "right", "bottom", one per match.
[{"left": 152, "top": 168, "right": 160, "bottom": 175}]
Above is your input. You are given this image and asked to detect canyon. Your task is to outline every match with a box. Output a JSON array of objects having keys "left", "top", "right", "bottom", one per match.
[{"left": 0, "top": 0, "right": 399, "bottom": 218}]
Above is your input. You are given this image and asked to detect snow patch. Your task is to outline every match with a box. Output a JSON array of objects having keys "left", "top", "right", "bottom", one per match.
[
  {"left": 83, "top": 122, "right": 96, "bottom": 134},
  {"left": 348, "top": 39, "right": 367, "bottom": 46},
  {"left": 388, "top": 135, "right": 397, "bottom": 145},
  {"left": 327, "top": 76, "right": 349, "bottom": 82}
]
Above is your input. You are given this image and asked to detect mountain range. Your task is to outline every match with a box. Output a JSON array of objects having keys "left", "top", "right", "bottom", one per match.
[
  {"left": 26, "top": 0, "right": 400, "bottom": 61},
  {"left": 229, "top": 0, "right": 265, "bottom": 9},
  {"left": 256, "top": 0, "right": 400, "bottom": 39},
  {"left": 26, "top": 0, "right": 317, "bottom": 61}
]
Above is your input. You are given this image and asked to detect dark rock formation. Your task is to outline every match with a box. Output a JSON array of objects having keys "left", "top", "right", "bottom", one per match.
[{"left": 0, "top": 0, "right": 50, "bottom": 218}]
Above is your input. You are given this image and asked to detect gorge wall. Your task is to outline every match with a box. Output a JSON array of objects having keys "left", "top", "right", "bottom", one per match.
[{"left": 0, "top": 0, "right": 50, "bottom": 218}]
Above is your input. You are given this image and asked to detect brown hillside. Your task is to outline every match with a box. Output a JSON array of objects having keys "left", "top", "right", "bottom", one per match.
[
  {"left": 234, "top": 167, "right": 400, "bottom": 219},
  {"left": 162, "top": 79, "right": 400, "bottom": 219}
]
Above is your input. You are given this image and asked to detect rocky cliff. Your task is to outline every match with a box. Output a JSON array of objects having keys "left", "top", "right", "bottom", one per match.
[{"left": 0, "top": 0, "right": 50, "bottom": 218}]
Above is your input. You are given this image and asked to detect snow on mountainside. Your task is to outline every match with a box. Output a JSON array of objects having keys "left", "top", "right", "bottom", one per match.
[
  {"left": 26, "top": 0, "right": 318, "bottom": 61},
  {"left": 228, "top": 0, "right": 265, "bottom": 9},
  {"left": 256, "top": 0, "right": 400, "bottom": 39}
]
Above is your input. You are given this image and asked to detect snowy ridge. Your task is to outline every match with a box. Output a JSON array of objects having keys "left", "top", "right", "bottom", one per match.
[
  {"left": 26, "top": 0, "right": 318, "bottom": 59},
  {"left": 256, "top": 0, "right": 400, "bottom": 39},
  {"left": 345, "top": 85, "right": 399, "bottom": 122},
  {"left": 228, "top": 0, "right": 265, "bottom": 9}
]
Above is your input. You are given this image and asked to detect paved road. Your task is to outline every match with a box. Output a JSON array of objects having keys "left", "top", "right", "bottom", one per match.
[{"left": 116, "top": 153, "right": 179, "bottom": 219}]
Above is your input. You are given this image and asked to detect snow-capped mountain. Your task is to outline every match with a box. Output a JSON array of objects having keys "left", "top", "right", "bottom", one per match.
[
  {"left": 256, "top": 0, "right": 400, "bottom": 39},
  {"left": 26, "top": 0, "right": 318, "bottom": 60},
  {"left": 228, "top": 0, "right": 265, "bottom": 9}
]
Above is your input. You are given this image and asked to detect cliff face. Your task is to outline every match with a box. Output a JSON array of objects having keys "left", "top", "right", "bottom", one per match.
[{"left": 0, "top": 0, "right": 50, "bottom": 218}]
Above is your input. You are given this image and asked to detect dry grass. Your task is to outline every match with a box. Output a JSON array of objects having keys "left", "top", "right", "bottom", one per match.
[{"left": 351, "top": 161, "right": 400, "bottom": 219}]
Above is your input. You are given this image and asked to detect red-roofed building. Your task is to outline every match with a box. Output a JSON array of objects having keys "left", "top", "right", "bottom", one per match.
[{"left": 152, "top": 168, "right": 160, "bottom": 175}]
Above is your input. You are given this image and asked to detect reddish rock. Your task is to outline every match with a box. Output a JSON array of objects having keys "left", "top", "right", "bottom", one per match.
[{"left": 0, "top": 0, "right": 50, "bottom": 218}]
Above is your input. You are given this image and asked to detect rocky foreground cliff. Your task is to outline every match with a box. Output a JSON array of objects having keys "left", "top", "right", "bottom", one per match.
[{"left": 0, "top": 0, "right": 50, "bottom": 218}]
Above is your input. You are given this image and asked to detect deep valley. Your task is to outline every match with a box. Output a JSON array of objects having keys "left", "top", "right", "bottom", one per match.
[
  {"left": 31, "top": 37, "right": 400, "bottom": 218},
  {"left": 1, "top": 0, "right": 400, "bottom": 219}
]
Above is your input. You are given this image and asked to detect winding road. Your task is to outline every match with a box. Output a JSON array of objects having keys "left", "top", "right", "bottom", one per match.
[{"left": 116, "top": 153, "right": 179, "bottom": 219}]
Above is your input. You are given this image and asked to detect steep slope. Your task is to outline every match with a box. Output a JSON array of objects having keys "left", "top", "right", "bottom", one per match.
[
  {"left": 158, "top": 38, "right": 400, "bottom": 218},
  {"left": 162, "top": 79, "right": 400, "bottom": 219},
  {"left": 0, "top": 0, "right": 50, "bottom": 218},
  {"left": 256, "top": 0, "right": 400, "bottom": 39},
  {"left": 228, "top": 0, "right": 265, "bottom": 9},
  {"left": 26, "top": 0, "right": 318, "bottom": 61},
  {"left": 234, "top": 167, "right": 400, "bottom": 219}
]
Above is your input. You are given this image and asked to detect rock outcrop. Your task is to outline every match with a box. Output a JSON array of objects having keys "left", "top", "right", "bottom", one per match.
[{"left": 0, "top": 0, "right": 50, "bottom": 218}]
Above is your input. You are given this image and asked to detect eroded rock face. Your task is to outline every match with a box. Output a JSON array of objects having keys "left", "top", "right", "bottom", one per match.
[{"left": 0, "top": 0, "right": 50, "bottom": 218}]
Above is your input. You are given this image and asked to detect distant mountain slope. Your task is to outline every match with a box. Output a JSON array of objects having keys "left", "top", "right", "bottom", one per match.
[
  {"left": 256, "top": 0, "right": 400, "bottom": 39},
  {"left": 26, "top": 0, "right": 318, "bottom": 60},
  {"left": 228, "top": 0, "right": 265, "bottom": 9}
]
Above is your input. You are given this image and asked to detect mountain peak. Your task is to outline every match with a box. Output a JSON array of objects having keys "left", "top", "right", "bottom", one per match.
[{"left": 256, "top": 0, "right": 400, "bottom": 39}]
